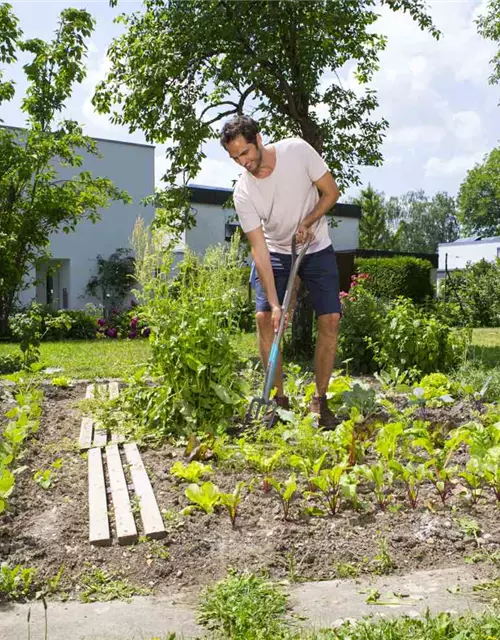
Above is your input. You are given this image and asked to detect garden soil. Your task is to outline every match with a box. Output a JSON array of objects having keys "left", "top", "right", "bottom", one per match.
[{"left": 0, "top": 380, "right": 499, "bottom": 605}]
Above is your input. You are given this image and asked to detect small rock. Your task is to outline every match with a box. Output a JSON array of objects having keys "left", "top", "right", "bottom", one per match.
[
  {"left": 176, "top": 570, "right": 183, "bottom": 578},
  {"left": 454, "top": 542, "right": 466, "bottom": 551}
]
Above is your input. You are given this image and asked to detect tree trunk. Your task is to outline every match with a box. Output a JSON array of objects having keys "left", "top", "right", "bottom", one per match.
[{"left": 288, "top": 119, "right": 323, "bottom": 361}]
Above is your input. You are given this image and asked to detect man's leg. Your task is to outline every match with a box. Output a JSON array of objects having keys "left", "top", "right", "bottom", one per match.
[
  {"left": 256, "top": 311, "right": 284, "bottom": 396},
  {"left": 315, "top": 313, "right": 341, "bottom": 396}
]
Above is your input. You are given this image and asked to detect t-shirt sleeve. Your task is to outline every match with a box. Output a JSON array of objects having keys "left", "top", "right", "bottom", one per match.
[
  {"left": 299, "top": 139, "right": 329, "bottom": 183},
  {"left": 233, "top": 183, "right": 261, "bottom": 234}
]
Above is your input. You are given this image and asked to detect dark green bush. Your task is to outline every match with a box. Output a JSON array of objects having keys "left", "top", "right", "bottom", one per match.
[
  {"left": 355, "top": 256, "right": 434, "bottom": 303},
  {"left": 440, "top": 259, "right": 500, "bottom": 327},
  {"left": 0, "top": 353, "right": 22, "bottom": 374}
]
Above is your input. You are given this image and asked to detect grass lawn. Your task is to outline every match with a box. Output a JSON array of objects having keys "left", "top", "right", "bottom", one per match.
[
  {"left": 1, "top": 328, "right": 500, "bottom": 379},
  {"left": 0, "top": 332, "right": 260, "bottom": 379}
]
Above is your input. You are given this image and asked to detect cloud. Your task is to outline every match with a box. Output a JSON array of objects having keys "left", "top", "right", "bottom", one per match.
[
  {"left": 386, "top": 124, "right": 446, "bottom": 145},
  {"left": 424, "top": 150, "right": 487, "bottom": 178},
  {"left": 449, "top": 111, "right": 483, "bottom": 142},
  {"left": 194, "top": 157, "right": 240, "bottom": 189}
]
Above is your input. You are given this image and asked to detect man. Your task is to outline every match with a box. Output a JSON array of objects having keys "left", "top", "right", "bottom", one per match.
[{"left": 220, "top": 115, "right": 341, "bottom": 428}]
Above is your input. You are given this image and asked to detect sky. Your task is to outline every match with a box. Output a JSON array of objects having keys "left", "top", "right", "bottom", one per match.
[{"left": 1, "top": 0, "right": 499, "bottom": 202}]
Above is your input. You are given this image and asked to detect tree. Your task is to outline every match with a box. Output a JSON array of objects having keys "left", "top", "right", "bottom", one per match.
[
  {"left": 84, "top": 248, "right": 135, "bottom": 316},
  {"left": 457, "top": 148, "right": 500, "bottom": 237},
  {"left": 0, "top": 4, "right": 130, "bottom": 334},
  {"left": 351, "top": 184, "right": 392, "bottom": 249},
  {"left": 476, "top": 0, "right": 500, "bottom": 90},
  {"left": 388, "top": 190, "right": 460, "bottom": 253},
  {"left": 95, "top": 0, "right": 439, "bottom": 356}
]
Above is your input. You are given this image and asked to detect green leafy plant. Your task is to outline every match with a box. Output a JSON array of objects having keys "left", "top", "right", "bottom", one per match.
[
  {"left": 310, "top": 463, "right": 348, "bottom": 516},
  {"left": 219, "top": 482, "right": 246, "bottom": 528},
  {"left": 170, "top": 460, "right": 213, "bottom": 483},
  {"left": 185, "top": 481, "right": 220, "bottom": 514},
  {"left": 289, "top": 451, "right": 327, "bottom": 492},
  {"left": 33, "top": 469, "right": 52, "bottom": 490},
  {"left": 51, "top": 376, "right": 72, "bottom": 388},
  {"left": 358, "top": 462, "right": 394, "bottom": 511},
  {"left": 370, "top": 536, "right": 394, "bottom": 575},
  {"left": 269, "top": 474, "right": 299, "bottom": 521},
  {"left": 459, "top": 458, "right": 485, "bottom": 505},
  {"left": 80, "top": 567, "right": 150, "bottom": 603},
  {"left": 197, "top": 569, "right": 288, "bottom": 640},
  {"left": 45, "top": 565, "right": 65, "bottom": 595},
  {"left": 389, "top": 460, "right": 429, "bottom": 509},
  {"left": 0, "top": 562, "right": 36, "bottom": 599},
  {"left": 244, "top": 448, "right": 283, "bottom": 493}
]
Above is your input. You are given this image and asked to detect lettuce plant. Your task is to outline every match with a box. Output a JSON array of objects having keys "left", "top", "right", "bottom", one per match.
[
  {"left": 170, "top": 460, "right": 213, "bottom": 483},
  {"left": 185, "top": 481, "right": 220, "bottom": 514}
]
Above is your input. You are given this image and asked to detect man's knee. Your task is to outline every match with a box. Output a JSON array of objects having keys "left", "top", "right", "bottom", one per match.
[
  {"left": 318, "top": 312, "right": 341, "bottom": 338},
  {"left": 256, "top": 310, "right": 272, "bottom": 332}
]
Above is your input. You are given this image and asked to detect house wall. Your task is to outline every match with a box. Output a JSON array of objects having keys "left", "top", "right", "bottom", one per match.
[
  {"left": 186, "top": 203, "right": 359, "bottom": 257},
  {"left": 18, "top": 138, "right": 155, "bottom": 310},
  {"left": 438, "top": 241, "right": 500, "bottom": 271}
]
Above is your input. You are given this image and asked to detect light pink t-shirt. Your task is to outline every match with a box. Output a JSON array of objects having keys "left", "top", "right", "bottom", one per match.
[{"left": 233, "top": 138, "right": 332, "bottom": 255}]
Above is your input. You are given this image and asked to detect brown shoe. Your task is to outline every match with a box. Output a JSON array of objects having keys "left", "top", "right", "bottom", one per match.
[
  {"left": 265, "top": 395, "right": 290, "bottom": 429},
  {"left": 309, "top": 394, "right": 338, "bottom": 430}
]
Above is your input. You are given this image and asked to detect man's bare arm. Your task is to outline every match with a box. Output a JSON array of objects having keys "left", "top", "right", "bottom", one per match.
[{"left": 296, "top": 171, "right": 341, "bottom": 243}]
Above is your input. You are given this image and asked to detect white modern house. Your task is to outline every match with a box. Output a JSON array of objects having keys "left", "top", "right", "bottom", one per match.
[
  {"left": 17, "top": 136, "right": 156, "bottom": 311},
  {"left": 437, "top": 236, "right": 500, "bottom": 289}
]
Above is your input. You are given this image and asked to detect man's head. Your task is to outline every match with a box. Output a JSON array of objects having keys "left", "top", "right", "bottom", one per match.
[{"left": 220, "top": 115, "right": 263, "bottom": 175}]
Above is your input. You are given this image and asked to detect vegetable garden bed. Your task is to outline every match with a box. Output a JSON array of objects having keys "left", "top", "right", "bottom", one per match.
[{"left": 0, "top": 374, "right": 499, "bottom": 604}]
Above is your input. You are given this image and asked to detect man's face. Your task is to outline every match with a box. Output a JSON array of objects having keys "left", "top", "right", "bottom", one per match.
[{"left": 225, "top": 133, "right": 263, "bottom": 175}]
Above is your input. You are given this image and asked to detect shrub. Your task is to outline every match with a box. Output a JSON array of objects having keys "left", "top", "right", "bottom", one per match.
[
  {"left": 355, "top": 256, "right": 434, "bottom": 303},
  {"left": 369, "top": 297, "right": 471, "bottom": 378},
  {"left": 440, "top": 259, "right": 500, "bottom": 327},
  {"left": 0, "top": 354, "right": 22, "bottom": 375},
  {"left": 338, "top": 275, "right": 384, "bottom": 373}
]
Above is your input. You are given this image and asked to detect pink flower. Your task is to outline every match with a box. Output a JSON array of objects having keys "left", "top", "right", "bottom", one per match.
[
  {"left": 128, "top": 329, "right": 138, "bottom": 339},
  {"left": 97, "top": 318, "right": 105, "bottom": 327},
  {"left": 142, "top": 327, "right": 151, "bottom": 338}
]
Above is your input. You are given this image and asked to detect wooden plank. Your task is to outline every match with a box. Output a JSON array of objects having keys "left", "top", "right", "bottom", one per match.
[
  {"left": 92, "top": 384, "right": 108, "bottom": 447},
  {"left": 79, "top": 416, "right": 93, "bottom": 450},
  {"left": 109, "top": 381, "right": 119, "bottom": 399},
  {"left": 88, "top": 448, "right": 111, "bottom": 546},
  {"left": 106, "top": 444, "right": 137, "bottom": 545},
  {"left": 79, "top": 384, "right": 96, "bottom": 450},
  {"left": 109, "top": 382, "right": 125, "bottom": 443},
  {"left": 124, "top": 443, "right": 166, "bottom": 540}
]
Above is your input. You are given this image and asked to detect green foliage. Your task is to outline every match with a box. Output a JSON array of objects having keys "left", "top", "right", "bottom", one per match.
[
  {"left": 9, "top": 302, "right": 73, "bottom": 367},
  {"left": 338, "top": 285, "right": 383, "bottom": 374},
  {"left": 170, "top": 461, "right": 213, "bottom": 483},
  {"left": 0, "top": 353, "right": 21, "bottom": 374},
  {"left": 120, "top": 221, "right": 247, "bottom": 436},
  {"left": 310, "top": 463, "right": 348, "bottom": 515},
  {"left": 80, "top": 567, "right": 150, "bottom": 603},
  {"left": 185, "top": 481, "right": 221, "bottom": 514},
  {"left": 354, "top": 256, "right": 434, "bottom": 303},
  {"left": 0, "top": 5, "right": 130, "bottom": 334},
  {"left": 369, "top": 297, "right": 470, "bottom": 378},
  {"left": 219, "top": 482, "right": 246, "bottom": 528},
  {"left": 197, "top": 569, "right": 288, "bottom": 640},
  {"left": 458, "top": 147, "right": 500, "bottom": 236},
  {"left": 0, "top": 562, "right": 36, "bottom": 599},
  {"left": 85, "top": 248, "right": 135, "bottom": 317},
  {"left": 352, "top": 184, "right": 392, "bottom": 249},
  {"left": 441, "top": 258, "right": 500, "bottom": 327},
  {"left": 476, "top": 0, "right": 500, "bottom": 85},
  {"left": 269, "top": 474, "right": 299, "bottom": 520}
]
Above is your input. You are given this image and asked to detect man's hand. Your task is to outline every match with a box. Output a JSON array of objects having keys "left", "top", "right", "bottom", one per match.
[
  {"left": 271, "top": 304, "right": 288, "bottom": 333},
  {"left": 295, "top": 222, "right": 315, "bottom": 245}
]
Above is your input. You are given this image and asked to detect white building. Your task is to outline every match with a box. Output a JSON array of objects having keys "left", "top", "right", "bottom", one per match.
[
  {"left": 437, "top": 236, "right": 500, "bottom": 288},
  {"left": 17, "top": 136, "right": 156, "bottom": 311}
]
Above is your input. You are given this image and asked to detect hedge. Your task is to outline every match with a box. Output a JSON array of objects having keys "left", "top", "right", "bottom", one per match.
[{"left": 354, "top": 256, "right": 434, "bottom": 303}]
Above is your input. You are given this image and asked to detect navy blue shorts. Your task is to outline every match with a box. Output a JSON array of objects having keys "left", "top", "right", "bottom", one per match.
[{"left": 251, "top": 245, "right": 341, "bottom": 317}]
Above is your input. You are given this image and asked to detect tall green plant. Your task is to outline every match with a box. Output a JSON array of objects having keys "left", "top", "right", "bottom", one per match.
[{"left": 123, "top": 218, "right": 246, "bottom": 436}]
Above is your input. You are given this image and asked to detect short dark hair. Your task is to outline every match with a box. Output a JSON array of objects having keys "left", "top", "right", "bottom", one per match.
[{"left": 220, "top": 115, "right": 259, "bottom": 147}]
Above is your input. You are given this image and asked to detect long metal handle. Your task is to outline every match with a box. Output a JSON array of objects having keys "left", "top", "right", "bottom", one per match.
[{"left": 262, "top": 235, "right": 311, "bottom": 402}]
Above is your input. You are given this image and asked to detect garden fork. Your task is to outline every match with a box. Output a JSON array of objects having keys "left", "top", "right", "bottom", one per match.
[{"left": 245, "top": 234, "right": 311, "bottom": 427}]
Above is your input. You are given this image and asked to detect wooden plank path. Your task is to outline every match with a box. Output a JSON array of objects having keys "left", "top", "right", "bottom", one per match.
[{"left": 84, "top": 382, "right": 166, "bottom": 546}]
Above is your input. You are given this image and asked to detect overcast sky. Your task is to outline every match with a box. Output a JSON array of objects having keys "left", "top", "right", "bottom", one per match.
[{"left": 2, "top": 0, "right": 498, "bottom": 201}]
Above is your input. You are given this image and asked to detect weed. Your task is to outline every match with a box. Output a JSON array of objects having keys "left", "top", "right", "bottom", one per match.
[
  {"left": 80, "top": 567, "right": 151, "bottom": 603},
  {"left": 197, "top": 569, "right": 288, "bottom": 640},
  {"left": 335, "top": 562, "right": 361, "bottom": 579},
  {"left": 370, "top": 536, "right": 394, "bottom": 575},
  {"left": 0, "top": 562, "right": 36, "bottom": 599}
]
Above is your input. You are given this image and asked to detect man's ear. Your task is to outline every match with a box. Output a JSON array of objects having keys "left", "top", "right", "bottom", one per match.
[{"left": 256, "top": 132, "right": 263, "bottom": 148}]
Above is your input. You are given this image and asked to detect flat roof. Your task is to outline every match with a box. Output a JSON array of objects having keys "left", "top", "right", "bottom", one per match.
[
  {"left": 439, "top": 236, "right": 500, "bottom": 247},
  {"left": 188, "top": 184, "right": 362, "bottom": 218},
  {"left": 1, "top": 124, "right": 155, "bottom": 150}
]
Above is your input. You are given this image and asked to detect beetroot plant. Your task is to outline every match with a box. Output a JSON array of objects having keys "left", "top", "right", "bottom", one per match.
[
  {"left": 269, "top": 475, "right": 298, "bottom": 520},
  {"left": 389, "top": 460, "right": 429, "bottom": 509},
  {"left": 219, "top": 482, "right": 246, "bottom": 528},
  {"left": 310, "top": 463, "right": 347, "bottom": 515}
]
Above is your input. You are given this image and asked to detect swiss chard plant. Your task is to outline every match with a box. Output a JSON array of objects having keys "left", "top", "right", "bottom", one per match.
[
  {"left": 309, "top": 463, "right": 348, "bottom": 516},
  {"left": 269, "top": 474, "right": 299, "bottom": 520},
  {"left": 219, "top": 482, "right": 246, "bottom": 528}
]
